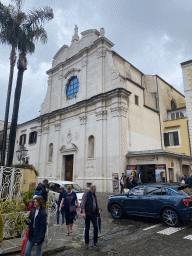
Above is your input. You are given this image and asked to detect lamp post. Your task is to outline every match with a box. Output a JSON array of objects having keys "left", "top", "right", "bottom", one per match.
[{"left": 16, "top": 145, "right": 28, "bottom": 164}]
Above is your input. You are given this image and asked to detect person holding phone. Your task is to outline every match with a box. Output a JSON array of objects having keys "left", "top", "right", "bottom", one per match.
[{"left": 24, "top": 196, "right": 47, "bottom": 256}]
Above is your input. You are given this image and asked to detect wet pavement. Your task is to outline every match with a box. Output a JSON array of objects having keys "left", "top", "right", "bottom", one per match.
[{"left": 5, "top": 191, "right": 192, "bottom": 256}]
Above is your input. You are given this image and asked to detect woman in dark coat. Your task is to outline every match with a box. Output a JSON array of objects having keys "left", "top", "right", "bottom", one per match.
[
  {"left": 59, "top": 185, "right": 79, "bottom": 236},
  {"left": 24, "top": 196, "right": 47, "bottom": 256}
]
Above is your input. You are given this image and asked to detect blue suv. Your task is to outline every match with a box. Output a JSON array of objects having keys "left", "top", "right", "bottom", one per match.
[{"left": 107, "top": 185, "right": 192, "bottom": 227}]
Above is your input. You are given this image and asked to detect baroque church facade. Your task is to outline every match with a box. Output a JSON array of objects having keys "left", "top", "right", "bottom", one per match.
[{"left": 13, "top": 27, "right": 191, "bottom": 192}]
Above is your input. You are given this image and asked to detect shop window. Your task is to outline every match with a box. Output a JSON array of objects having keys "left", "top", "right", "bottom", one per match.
[
  {"left": 88, "top": 135, "right": 94, "bottom": 158},
  {"left": 49, "top": 143, "right": 53, "bottom": 162},
  {"left": 19, "top": 134, "right": 26, "bottom": 145},
  {"left": 29, "top": 131, "right": 37, "bottom": 144},
  {"left": 164, "top": 131, "right": 179, "bottom": 147},
  {"left": 66, "top": 76, "right": 80, "bottom": 100},
  {"left": 135, "top": 95, "right": 139, "bottom": 105}
]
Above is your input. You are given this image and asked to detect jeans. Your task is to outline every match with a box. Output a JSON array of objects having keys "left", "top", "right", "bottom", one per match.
[
  {"left": 57, "top": 207, "right": 65, "bottom": 224},
  {"left": 85, "top": 213, "right": 98, "bottom": 245},
  {"left": 24, "top": 238, "right": 43, "bottom": 256}
]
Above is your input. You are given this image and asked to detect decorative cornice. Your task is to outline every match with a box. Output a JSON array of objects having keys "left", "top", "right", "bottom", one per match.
[
  {"left": 95, "top": 110, "right": 107, "bottom": 121},
  {"left": 111, "top": 106, "right": 127, "bottom": 118},
  {"left": 126, "top": 149, "right": 192, "bottom": 160},
  {"left": 79, "top": 115, "right": 87, "bottom": 125},
  {"left": 18, "top": 88, "right": 132, "bottom": 127},
  {"left": 46, "top": 37, "right": 114, "bottom": 75}
]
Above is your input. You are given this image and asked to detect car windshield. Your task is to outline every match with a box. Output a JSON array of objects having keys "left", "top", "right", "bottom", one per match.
[{"left": 65, "top": 183, "right": 83, "bottom": 193}]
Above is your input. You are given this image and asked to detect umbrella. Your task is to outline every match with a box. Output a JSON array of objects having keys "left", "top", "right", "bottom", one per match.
[{"left": 98, "top": 208, "right": 102, "bottom": 233}]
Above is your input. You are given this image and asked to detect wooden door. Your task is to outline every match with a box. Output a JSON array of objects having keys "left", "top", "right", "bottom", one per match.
[{"left": 65, "top": 155, "right": 73, "bottom": 181}]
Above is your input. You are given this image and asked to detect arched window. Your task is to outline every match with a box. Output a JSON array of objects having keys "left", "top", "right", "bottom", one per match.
[
  {"left": 66, "top": 76, "right": 80, "bottom": 100},
  {"left": 171, "top": 99, "right": 177, "bottom": 110},
  {"left": 88, "top": 136, "right": 94, "bottom": 158},
  {"left": 49, "top": 143, "right": 53, "bottom": 162}
]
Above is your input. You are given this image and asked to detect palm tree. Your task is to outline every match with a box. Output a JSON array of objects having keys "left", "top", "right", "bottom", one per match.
[
  {"left": 0, "top": 2, "right": 19, "bottom": 166},
  {"left": 5, "top": 1, "right": 53, "bottom": 166}
]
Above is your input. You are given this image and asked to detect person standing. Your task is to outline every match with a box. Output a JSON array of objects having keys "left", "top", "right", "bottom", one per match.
[
  {"left": 59, "top": 185, "right": 79, "bottom": 236},
  {"left": 0, "top": 211, "right": 3, "bottom": 252},
  {"left": 120, "top": 173, "right": 125, "bottom": 193},
  {"left": 81, "top": 185, "right": 100, "bottom": 250},
  {"left": 55, "top": 186, "right": 66, "bottom": 226},
  {"left": 24, "top": 196, "right": 47, "bottom": 256},
  {"left": 35, "top": 179, "right": 49, "bottom": 204},
  {"left": 27, "top": 195, "right": 38, "bottom": 211}
]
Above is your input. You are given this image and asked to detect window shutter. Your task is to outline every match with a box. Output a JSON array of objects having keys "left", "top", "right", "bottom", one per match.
[
  {"left": 173, "top": 131, "right": 179, "bottom": 146},
  {"left": 164, "top": 133, "right": 170, "bottom": 146},
  {"left": 29, "top": 133, "right": 32, "bottom": 144}
]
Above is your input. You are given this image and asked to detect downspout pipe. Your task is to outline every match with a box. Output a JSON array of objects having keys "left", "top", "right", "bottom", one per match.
[{"left": 156, "top": 76, "right": 163, "bottom": 149}]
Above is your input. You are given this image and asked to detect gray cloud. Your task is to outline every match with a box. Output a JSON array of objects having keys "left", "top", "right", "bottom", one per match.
[{"left": 1, "top": 0, "right": 192, "bottom": 123}]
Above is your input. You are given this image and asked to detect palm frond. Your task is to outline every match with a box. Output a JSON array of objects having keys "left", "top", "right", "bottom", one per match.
[
  {"left": 24, "top": 6, "right": 53, "bottom": 28},
  {"left": 11, "top": 0, "right": 24, "bottom": 12}
]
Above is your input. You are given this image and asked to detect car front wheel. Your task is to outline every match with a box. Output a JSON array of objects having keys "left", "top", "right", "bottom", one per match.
[
  {"left": 110, "top": 203, "right": 122, "bottom": 219},
  {"left": 162, "top": 208, "right": 179, "bottom": 227}
]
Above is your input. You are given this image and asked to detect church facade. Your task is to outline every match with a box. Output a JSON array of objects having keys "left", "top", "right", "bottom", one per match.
[{"left": 13, "top": 27, "right": 191, "bottom": 192}]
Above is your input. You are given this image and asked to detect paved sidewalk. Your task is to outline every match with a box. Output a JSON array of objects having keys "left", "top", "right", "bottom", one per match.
[
  {"left": 1, "top": 192, "right": 116, "bottom": 255},
  {"left": 2, "top": 212, "right": 88, "bottom": 255}
]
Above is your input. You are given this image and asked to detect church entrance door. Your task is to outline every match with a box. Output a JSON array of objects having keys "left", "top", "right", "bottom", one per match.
[{"left": 65, "top": 155, "right": 73, "bottom": 181}]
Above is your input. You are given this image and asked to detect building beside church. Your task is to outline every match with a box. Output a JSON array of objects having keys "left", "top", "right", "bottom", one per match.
[{"left": 11, "top": 27, "right": 192, "bottom": 192}]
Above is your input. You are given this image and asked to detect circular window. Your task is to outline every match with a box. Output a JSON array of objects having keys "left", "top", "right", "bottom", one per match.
[{"left": 66, "top": 76, "right": 79, "bottom": 100}]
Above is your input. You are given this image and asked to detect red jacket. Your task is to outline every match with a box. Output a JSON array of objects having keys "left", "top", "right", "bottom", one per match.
[{"left": 27, "top": 202, "right": 35, "bottom": 211}]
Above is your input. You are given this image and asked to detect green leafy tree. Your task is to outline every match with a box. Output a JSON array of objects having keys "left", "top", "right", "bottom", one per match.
[
  {"left": 0, "top": 2, "right": 20, "bottom": 166},
  {"left": 4, "top": 1, "right": 53, "bottom": 166}
]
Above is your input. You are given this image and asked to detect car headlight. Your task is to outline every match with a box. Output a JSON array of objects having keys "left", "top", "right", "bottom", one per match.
[{"left": 109, "top": 195, "right": 113, "bottom": 200}]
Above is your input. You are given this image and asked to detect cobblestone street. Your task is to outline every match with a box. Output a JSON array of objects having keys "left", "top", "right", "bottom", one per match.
[
  {"left": 6, "top": 191, "right": 192, "bottom": 256},
  {"left": 46, "top": 192, "right": 192, "bottom": 256}
]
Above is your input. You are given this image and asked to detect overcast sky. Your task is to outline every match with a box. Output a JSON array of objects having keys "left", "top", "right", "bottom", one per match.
[{"left": 1, "top": 0, "right": 192, "bottom": 124}]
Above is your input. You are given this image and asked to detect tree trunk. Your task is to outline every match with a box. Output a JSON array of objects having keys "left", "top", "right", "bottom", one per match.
[
  {"left": 6, "top": 52, "right": 27, "bottom": 166},
  {"left": 1, "top": 46, "right": 16, "bottom": 166}
]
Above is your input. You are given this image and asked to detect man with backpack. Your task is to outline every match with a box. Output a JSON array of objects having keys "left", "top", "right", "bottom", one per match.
[{"left": 35, "top": 179, "right": 49, "bottom": 203}]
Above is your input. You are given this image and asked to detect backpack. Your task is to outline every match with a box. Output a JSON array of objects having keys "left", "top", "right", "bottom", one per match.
[{"left": 33, "top": 189, "right": 42, "bottom": 197}]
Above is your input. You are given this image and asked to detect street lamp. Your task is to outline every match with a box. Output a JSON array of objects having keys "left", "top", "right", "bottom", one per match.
[{"left": 16, "top": 145, "right": 28, "bottom": 164}]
